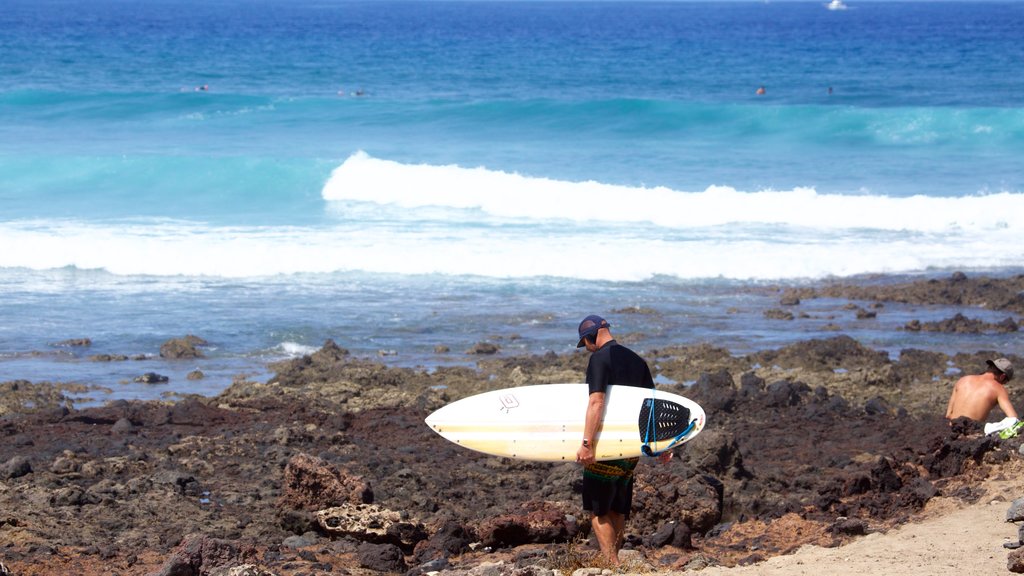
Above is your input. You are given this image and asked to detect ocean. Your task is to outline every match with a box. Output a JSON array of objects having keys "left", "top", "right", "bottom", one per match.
[{"left": 1, "top": 0, "right": 1023, "bottom": 402}]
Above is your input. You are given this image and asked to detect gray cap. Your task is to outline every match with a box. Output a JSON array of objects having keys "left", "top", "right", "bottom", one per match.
[{"left": 987, "top": 358, "right": 1014, "bottom": 381}]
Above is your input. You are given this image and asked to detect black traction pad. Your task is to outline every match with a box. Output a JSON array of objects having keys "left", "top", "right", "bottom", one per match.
[{"left": 638, "top": 398, "right": 692, "bottom": 442}]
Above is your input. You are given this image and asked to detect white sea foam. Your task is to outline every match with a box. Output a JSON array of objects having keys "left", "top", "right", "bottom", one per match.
[
  {"left": 2, "top": 153, "right": 1022, "bottom": 281},
  {"left": 1, "top": 215, "right": 1020, "bottom": 281},
  {"left": 279, "top": 342, "right": 318, "bottom": 357},
  {"left": 322, "top": 151, "right": 1023, "bottom": 233}
]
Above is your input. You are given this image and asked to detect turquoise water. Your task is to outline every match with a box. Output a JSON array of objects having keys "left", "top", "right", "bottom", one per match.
[{"left": 1, "top": 1, "right": 1022, "bottom": 400}]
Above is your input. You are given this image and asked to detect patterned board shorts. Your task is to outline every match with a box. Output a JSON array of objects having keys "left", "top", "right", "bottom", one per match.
[{"left": 582, "top": 457, "right": 640, "bottom": 517}]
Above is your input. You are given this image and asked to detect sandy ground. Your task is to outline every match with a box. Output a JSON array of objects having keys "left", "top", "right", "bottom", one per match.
[{"left": 693, "top": 464, "right": 1024, "bottom": 576}]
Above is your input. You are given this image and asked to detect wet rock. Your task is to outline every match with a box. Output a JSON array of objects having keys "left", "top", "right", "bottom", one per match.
[
  {"left": 279, "top": 453, "right": 373, "bottom": 511},
  {"left": 187, "top": 370, "right": 205, "bottom": 380},
  {"left": 802, "top": 272, "right": 1024, "bottom": 315},
  {"left": 358, "top": 542, "right": 407, "bottom": 573},
  {"left": 763, "top": 309, "right": 794, "bottom": 321},
  {"left": 467, "top": 342, "right": 500, "bottom": 355},
  {"left": 266, "top": 340, "right": 354, "bottom": 388},
  {"left": 160, "top": 335, "right": 208, "bottom": 359},
  {"left": 90, "top": 354, "right": 129, "bottom": 362},
  {"left": 0, "top": 456, "right": 32, "bottom": 479},
  {"left": 147, "top": 534, "right": 258, "bottom": 576},
  {"left": 854, "top": 307, "right": 876, "bottom": 319},
  {"left": 779, "top": 292, "right": 801, "bottom": 306},
  {"left": 906, "top": 313, "right": 1019, "bottom": 334},
  {"left": 135, "top": 372, "right": 169, "bottom": 384},
  {"left": 53, "top": 338, "right": 91, "bottom": 347}
]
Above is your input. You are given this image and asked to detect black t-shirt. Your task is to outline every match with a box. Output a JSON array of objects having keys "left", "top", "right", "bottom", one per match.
[{"left": 586, "top": 340, "right": 654, "bottom": 395}]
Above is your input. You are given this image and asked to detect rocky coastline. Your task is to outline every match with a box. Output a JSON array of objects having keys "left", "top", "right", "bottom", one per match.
[{"left": 2, "top": 273, "right": 1023, "bottom": 576}]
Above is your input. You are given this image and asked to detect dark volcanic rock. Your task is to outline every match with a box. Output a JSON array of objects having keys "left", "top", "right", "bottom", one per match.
[
  {"left": 159, "top": 335, "right": 208, "bottom": 359},
  {"left": 466, "top": 342, "right": 500, "bottom": 355},
  {"left": 645, "top": 520, "right": 693, "bottom": 549},
  {"left": 923, "top": 431, "right": 996, "bottom": 478},
  {"left": 750, "top": 335, "right": 890, "bottom": 373},
  {"left": 1, "top": 455, "right": 32, "bottom": 479},
  {"left": 134, "top": 372, "right": 169, "bottom": 384},
  {"left": 808, "top": 272, "right": 1024, "bottom": 315},
  {"left": 689, "top": 369, "right": 738, "bottom": 414},
  {"left": 905, "top": 313, "right": 1019, "bottom": 334},
  {"left": 358, "top": 542, "right": 407, "bottom": 573},
  {"left": 53, "top": 338, "right": 92, "bottom": 347},
  {"left": 412, "top": 520, "right": 475, "bottom": 564}
]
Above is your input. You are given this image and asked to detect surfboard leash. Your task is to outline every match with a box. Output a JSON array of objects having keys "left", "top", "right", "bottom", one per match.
[{"left": 640, "top": 389, "right": 696, "bottom": 456}]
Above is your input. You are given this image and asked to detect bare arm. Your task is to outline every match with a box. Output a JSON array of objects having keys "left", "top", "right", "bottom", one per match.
[
  {"left": 996, "top": 386, "right": 1018, "bottom": 420},
  {"left": 945, "top": 380, "right": 959, "bottom": 419},
  {"left": 576, "top": 392, "right": 606, "bottom": 465}
]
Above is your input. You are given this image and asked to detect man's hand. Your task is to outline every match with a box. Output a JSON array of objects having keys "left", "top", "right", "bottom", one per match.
[{"left": 576, "top": 443, "right": 595, "bottom": 466}]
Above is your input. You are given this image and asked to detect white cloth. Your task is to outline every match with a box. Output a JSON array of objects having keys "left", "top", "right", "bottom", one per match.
[{"left": 984, "top": 417, "right": 1019, "bottom": 435}]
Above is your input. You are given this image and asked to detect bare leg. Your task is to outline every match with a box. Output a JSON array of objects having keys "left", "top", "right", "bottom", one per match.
[
  {"left": 609, "top": 510, "right": 625, "bottom": 555},
  {"left": 591, "top": 513, "right": 621, "bottom": 565}
]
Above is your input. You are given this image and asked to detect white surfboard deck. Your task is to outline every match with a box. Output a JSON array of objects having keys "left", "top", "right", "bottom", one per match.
[{"left": 425, "top": 383, "right": 706, "bottom": 462}]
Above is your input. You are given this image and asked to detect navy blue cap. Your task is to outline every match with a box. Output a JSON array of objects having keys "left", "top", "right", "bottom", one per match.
[{"left": 577, "top": 315, "right": 609, "bottom": 348}]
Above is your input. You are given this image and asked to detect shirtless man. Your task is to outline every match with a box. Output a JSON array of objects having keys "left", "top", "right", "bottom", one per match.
[{"left": 946, "top": 358, "right": 1016, "bottom": 421}]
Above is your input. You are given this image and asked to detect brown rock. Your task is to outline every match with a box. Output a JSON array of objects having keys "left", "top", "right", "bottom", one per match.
[
  {"left": 280, "top": 453, "right": 373, "bottom": 511},
  {"left": 160, "top": 335, "right": 207, "bottom": 359},
  {"left": 1009, "top": 546, "right": 1024, "bottom": 573},
  {"left": 473, "top": 500, "right": 579, "bottom": 548},
  {"left": 466, "top": 342, "right": 500, "bottom": 355},
  {"left": 147, "top": 534, "right": 258, "bottom": 576}
]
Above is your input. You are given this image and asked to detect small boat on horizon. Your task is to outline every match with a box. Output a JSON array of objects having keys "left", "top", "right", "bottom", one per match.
[{"left": 826, "top": 0, "right": 848, "bottom": 10}]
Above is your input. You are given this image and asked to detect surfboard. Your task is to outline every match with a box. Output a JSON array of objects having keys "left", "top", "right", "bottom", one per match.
[{"left": 425, "top": 383, "right": 706, "bottom": 462}]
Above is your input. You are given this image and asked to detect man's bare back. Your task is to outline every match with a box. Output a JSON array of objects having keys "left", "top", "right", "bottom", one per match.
[{"left": 946, "top": 369, "right": 1017, "bottom": 422}]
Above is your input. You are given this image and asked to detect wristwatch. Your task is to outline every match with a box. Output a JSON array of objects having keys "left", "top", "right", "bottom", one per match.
[{"left": 582, "top": 439, "right": 591, "bottom": 448}]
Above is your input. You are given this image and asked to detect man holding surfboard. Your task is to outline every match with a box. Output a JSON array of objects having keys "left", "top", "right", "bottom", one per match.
[{"left": 575, "top": 314, "right": 671, "bottom": 565}]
